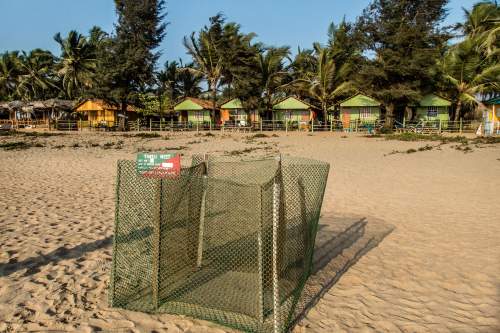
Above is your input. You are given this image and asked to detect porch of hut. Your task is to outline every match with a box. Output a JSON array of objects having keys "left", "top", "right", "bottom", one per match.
[
  {"left": 415, "top": 94, "right": 451, "bottom": 122},
  {"left": 335, "top": 94, "right": 381, "bottom": 130},
  {"left": 219, "top": 98, "right": 259, "bottom": 127},
  {"left": 273, "top": 97, "right": 315, "bottom": 129},
  {"left": 174, "top": 98, "right": 216, "bottom": 125},
  {"left": 74, "top": 99, "right": 136, "bottom": 128}
]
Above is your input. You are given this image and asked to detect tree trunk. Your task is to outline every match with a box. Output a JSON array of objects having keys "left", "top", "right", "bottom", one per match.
[
  {"left": 119, "top": 101, "right": 127, "bottom": 131},
  {"left": 211, "top": 83, "right": 217, "bottom": 122},
  {"left": 454, "top": 100, "right": 462, "bottom": 122},
  {"left": 385, "top": 103, "right": 395, "bottom": 130},
  {"left": 322, "top": 102, "right": 328, "bottom": 124}
]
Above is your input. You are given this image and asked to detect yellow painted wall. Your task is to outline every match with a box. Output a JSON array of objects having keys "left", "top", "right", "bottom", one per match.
[
  {"left": 76, "top": 100, "right": 118, "bottom": 126},
  {"left": 487, "top": 105, "right": 499, "bottom": 122}
]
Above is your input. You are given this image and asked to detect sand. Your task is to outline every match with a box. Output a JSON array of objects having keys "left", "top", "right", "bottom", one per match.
[{"left": 0, "top": 131, "right": 499, "bottom": 333}]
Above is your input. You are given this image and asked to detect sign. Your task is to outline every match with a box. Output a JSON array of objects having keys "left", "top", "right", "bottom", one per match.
[{"left": 136, "top": 153, "right": 181, "bottom": 178}]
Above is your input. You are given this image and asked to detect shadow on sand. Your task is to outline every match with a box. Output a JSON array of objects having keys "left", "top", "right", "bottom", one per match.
[
  {"left": 291, "top": 214, "right": 395, "bottom": 328},
  {"left": 0, "top": 236, "right": 112, "bottom": 277}
]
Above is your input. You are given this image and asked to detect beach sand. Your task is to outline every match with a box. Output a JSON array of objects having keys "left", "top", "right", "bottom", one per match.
[{"left": 0, "top": 131, "right": 499, "bottom": 332}]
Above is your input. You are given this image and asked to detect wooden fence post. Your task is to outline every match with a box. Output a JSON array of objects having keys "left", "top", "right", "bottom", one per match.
[
  {"left": 149, "top": 119, "right": 152, "bottom": 132},
  {"left": 260, "top": 119, "right": 263, "bottom": 132},
  {"left": 439, "top": 119, "right": 442, "bottom": 133},
  {"left": 459, "top": 118, "right": 463, "bottom": 134}
]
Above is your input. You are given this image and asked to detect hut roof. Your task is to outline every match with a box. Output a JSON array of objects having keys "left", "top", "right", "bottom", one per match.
[
  {"left": 75, "top": 99, "right": 135, "bottom": 112},
  {"left": 336, "top": 94, "right": 381, "bottom": 109},
  {"left": 273, "top": 97, "right": 312, "bottom": 110},
  {"left": 419, "top": 94, "right": 451, "bottom": 107},
  {"left": 174, "top": 97, "right": 214, "bottom": 111},
  {"left": 0, "top": 100, "right": 74, "bottom": 112},
  {"left": 220, "top": 98, "right": 243, "bottom": 109},
  {"left": 485, "top": 96, "right": 500, "bottom": 105}
]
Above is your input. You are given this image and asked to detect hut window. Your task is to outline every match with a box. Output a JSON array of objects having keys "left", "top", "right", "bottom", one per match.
[
  {"left": 427, "top": 106, "right": 438, "bottom": 117},
  {"left": 360, "top": 107, "right": 372, "bottom": 119},
  {"left": 195, "top": 111, "right": 203, "bottom": 119}
]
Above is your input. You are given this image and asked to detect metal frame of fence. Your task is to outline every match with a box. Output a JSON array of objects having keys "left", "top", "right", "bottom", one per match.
[{"left": 5, "top": 116, "right": 495, "bottom": 135}]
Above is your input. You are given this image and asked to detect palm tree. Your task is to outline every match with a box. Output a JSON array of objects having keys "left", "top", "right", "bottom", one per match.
[
  {"left": 16, "top": 49, "right": 58, "bottom": 101},
  {"left": 284, "top": 47, "right": 353, "bottom": 121},
  {"left": 0, "top": 51, "right": 21, "bottom": 101},
  {"left": 54, "top": 30, "right": 96, "bottom": 99},
  {"left": 256, "top": 47, "right": 290, "bottom": 116},
  {"left": 183, "top": 32, "right": 223, "bottom": 119},
  {"left": 459, "top": 1, "right": 500, "bottom": 57},
  {"left": 443, "top": 39, "right": 500, "bottom": 120},
  {"left": 177, "top": 63, "right": 203, "bottom": 98}
]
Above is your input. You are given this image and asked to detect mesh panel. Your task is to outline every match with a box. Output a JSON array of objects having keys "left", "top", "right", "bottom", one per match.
[{"left": 110, "top": 155, "right": 330, "bottom": 332}]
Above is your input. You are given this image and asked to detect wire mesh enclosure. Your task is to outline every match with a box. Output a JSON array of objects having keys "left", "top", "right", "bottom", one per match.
[{"left": 110, "top": 155, "right": 330, "bottom": 332}]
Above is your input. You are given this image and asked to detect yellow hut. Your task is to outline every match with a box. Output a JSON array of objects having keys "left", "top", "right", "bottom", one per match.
[
  {"left": 75, "top": 99, "right": 136, "bottom": 127},
  {"left": 484, "top": 97, "right": 500, "bottom": 135}
]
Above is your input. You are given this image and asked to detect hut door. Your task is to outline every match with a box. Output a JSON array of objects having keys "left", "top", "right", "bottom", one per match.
[{"left": 342, "top": 111, "right": 350, "bottom": 129}]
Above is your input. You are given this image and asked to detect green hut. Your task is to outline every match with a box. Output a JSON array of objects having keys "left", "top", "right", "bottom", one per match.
[
  {"left": 334, "top": 94, "right": 381, "bottom": 123},
  {"left": 415, "top": 94, "right": 451, "bottom": 121},
  {"left": 174, "top": 98, "right": 214, "bottom": 123},
  {"left": 272, "top": 97, "right": 316, "bottom": 124},
  {"left": 219, "top": 98, "right": 259, "bottom": 125}
]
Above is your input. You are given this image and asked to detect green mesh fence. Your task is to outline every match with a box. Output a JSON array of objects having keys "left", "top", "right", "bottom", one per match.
[{"left": 110, "top": 155, "right": 330, "bottom": 332}]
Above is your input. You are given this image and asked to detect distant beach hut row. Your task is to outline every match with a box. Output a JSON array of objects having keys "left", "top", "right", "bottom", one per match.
[
  {"left": 67, "top": 93, "right": 457, "bottom": 128},
  {"left": 169, "top": 93, "right": 454, "bottom": 125}
]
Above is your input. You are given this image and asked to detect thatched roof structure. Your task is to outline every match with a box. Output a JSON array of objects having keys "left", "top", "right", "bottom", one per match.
[{"left": 0, "top": 99, "right": 75, "bottom": 112}]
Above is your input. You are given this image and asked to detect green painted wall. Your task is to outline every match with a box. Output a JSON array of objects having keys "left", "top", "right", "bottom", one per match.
[
  {"left": 273, "top": 110, "right": 310, "bottom": 122},
  {"left": 187, "top": 110, "right": 211, "bottom": 123},
  {"left": 415, "top": 107, "right": 450, "bottom": 121}
]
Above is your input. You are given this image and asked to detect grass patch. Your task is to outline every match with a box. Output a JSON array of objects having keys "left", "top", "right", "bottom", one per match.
[
  {"left": 52, "top": 144, "right": 65, "bottom": 149},
  {"left": 0, "top": 141, "right": 31, "bottom": 150},
  {"left": 165, "top": 146, "right": 187, "bottom": 151},
  {"left": 72, "top": 143, "right": 81, "bottom": 148},
  {"left": 204, "top": 132, "right": 215, "bottom": 137},
  {"left": 22, "top": 132, "right": 66, "bottom": 137},
  {"left": 384, "top": 133, "right": 468, "bottom": 143},
  {"left": 417, "top": 144, "right": 434, "bottom": 152},
  {"left": 103, "top": 142, "right": 115, "bottom": 149},
  {"left": 0, "top": 131, "right": 17, "bottom": 136},
  {"left": 125, "top": 132, "right": 161, "bottom": 138},
  {"left": 226, "top": 147, "right": 258, "bottom": 156},
  {"left": 471, "top": 136, "right": 500, "bottom": 144},
  {"left": 249, "top": 133, "right": 268, "bottom": 139}
]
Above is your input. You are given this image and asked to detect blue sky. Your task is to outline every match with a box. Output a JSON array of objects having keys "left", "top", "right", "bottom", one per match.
[{"left": 0, "top": 0, "right": 478, "bottom": 65}]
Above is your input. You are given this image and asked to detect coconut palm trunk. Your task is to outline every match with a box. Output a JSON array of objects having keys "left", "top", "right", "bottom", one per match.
[
  {"left": 322, "top": 101, "right": 328, "bottom": 123},
  {"left": 210, "top": 81, "right": 217, "bottom": 121},
  {"left": 454, "top": 100, "right": 462, "bottom": 122},
  {"left": 120, "top": 101, "right": 127, "bottom": 131}
]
